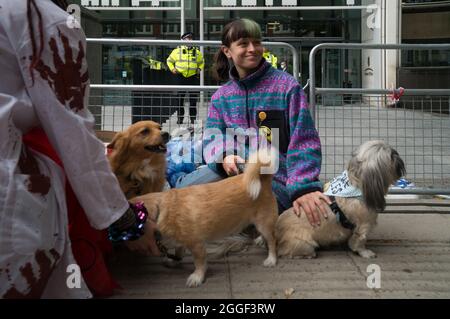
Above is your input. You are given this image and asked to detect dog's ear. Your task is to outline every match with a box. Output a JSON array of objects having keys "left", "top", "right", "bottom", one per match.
[
  {"left": 360, "top": 163, "right": 389, "bottom": 212},
  {"left": 107, "top": 132, "right": 130, "bottom": 169},
  {"left": 108, "top": 132, "right": 122, "bottom": 150}
]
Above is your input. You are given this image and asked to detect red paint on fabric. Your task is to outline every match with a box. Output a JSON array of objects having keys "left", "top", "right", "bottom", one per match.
[
  {"left": 22, "top": 127, "right": 121, "bottom": 297},
  {"left": 27, "top": 174, "right": 51, "bottom": 195},
  {"left": 3, "top": 249, "right": 60, "bottom": 298},
  {"left": 18, "top": 144, "right": 51, "bottom": 196},
  {"left": 33, "top": 29, "right": 89, "bottom": 112}
]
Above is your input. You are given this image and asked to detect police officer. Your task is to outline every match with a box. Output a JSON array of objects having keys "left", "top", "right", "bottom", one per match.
[
  {"left": 263, "top": 47, "right": 278, "bottom": 69},
  {"left": 167, "top": 32, "right": 204, "bottom": 125}
]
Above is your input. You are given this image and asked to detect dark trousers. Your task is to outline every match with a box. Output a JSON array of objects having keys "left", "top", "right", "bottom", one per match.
[{"left": 175, "top": 74, "right": 199, "bottom": 124}]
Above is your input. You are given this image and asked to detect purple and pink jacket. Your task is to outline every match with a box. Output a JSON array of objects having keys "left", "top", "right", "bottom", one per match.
[{"left": 203, "top": 60, "right": 322, "bottom": 210}]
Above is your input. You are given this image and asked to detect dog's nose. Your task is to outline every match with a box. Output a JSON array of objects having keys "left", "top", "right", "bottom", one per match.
[{"left": 161, "top": 131, "right": 170, "bottom": 143}]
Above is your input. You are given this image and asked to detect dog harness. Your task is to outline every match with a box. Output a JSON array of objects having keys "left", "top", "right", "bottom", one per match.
[
  {"left": 324, "top": 171, "right": 360, "bottom": 230},
  {"left": 328, "top": 196, "right": 356, "bottom": 231}
]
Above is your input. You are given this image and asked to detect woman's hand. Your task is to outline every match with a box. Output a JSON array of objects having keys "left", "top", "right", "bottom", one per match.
[
  {"left": 222, "top": 155, "right": 245, "bottom": 176},
  {"left": 293, "top": 191, "right": 332, "bottom": 227},
  {"left": 125, "top": 219, "right": 161, "bottom": 256}
]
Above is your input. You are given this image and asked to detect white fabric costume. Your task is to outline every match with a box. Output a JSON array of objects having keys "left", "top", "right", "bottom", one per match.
[{"left": 0, "top": 0, "right": 128, "bottom": 298}]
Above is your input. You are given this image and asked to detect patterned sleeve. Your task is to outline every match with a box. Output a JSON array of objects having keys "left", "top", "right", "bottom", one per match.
[
  {"left": 18, "top": 23, "right": 128, "bottom": 229},
  {"left": 286, "top": 85, "right": 323, "bottom": 201},
  {"left": 202, "top": 96, "right": 234, "bottom": 176}
]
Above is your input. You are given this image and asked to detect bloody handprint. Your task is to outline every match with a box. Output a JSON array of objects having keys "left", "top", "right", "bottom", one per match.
[{"left": 33, "top": 29, "right": 89, "bottom": 112}]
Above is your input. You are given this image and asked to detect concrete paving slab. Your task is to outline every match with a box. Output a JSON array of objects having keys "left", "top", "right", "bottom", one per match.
[
  {"left": 348, "top": 243, "right": 450, "bottom": 299},
  {"left": 108, "top": 214, "right": 450, "bottom": 299},
  {"left": 227, "top": 248, "right": 374, "bottom": 299},
  {"left": 110, "top": 253, "right": 231, "bottom": 299}
]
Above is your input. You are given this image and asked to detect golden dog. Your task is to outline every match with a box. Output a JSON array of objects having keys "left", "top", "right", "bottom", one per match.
[
  {"left": 276, "top": 140, "right": 406, "bottom": 259},
  {"left": 108, "top": 121, "right": 169, "bottom": 199},
  {"left": 132, "top": 149, "right": 279, "bottom": 287}
]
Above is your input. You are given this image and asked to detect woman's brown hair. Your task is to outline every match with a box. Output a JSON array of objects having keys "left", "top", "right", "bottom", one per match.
[{"left": 212, "top": 18, "right": 262, "bottom": 82}]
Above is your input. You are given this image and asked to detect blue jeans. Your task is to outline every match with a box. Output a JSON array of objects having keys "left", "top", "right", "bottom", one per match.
[{"left": 175, "top": 165, "right": 224, "bottom": 188}]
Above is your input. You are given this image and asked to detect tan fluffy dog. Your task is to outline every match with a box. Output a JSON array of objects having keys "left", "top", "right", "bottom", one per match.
[
  {"left": 108, "top": 121, "right": 169, "bottom": 199},
  {"left": 132, "top": 149, "right": 279, "bottom": 287},
  {"left": 276, "top": 140, "right": 406, "bottom": 259}
]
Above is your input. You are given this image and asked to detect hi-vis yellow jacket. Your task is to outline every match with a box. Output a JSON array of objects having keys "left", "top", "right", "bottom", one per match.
[
  {"left": 167, "top": 45, "right": 204, "bottom": 78},
  {"left": 263, "top": 51, "right": 278, "bottom": 68},
  {"left": 147, "top": 57, "right": 163, "bottom": 70}
]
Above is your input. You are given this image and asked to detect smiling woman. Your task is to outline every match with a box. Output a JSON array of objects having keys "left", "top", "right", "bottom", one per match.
[
  {"left": 221, "top": 37, "right": 264, "bottom": 79},
  {"left": 176, "top": 18, "right": 327, "bottom": 224},
  {"left": 212, "top": 19, "right": 263, "bottom": 82}
]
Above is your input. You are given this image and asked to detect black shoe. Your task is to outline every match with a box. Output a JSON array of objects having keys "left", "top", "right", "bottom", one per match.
[{"left": 240, "top": 225, "right": 259, "bottom": 239}]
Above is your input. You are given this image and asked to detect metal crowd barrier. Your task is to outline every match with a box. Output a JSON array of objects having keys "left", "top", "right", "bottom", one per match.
[
  {"left": 87, "top": 38, "right": 299, "bottom": 82},
  {"left": 87, "top": 38, "right": 299, "bottom": 133},
  {"left": 88, "top": 89, "right": 217, "bottom": 133},
  {"left": 308, "top": 43, "right": 450, "bottom": 195}
]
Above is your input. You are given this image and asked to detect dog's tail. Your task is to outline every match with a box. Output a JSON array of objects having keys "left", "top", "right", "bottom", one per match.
[{"left": 242, "top": 148, "right": 278, "bottom": 200}]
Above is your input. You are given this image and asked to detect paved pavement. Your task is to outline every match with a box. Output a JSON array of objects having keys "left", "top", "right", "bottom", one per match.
[{"left": 109, "top": 208, "right": 450, "bottom": 299}]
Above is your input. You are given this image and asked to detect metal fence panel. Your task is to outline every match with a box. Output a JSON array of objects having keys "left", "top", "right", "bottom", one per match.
[
  {"left": 309, "top": 43, "right": 450, "bottom": 194},
  {"left": 89, "top": 89, "right": 216, "bottom": 133},
  {"left": 317, "top": 94, "right": 450, "bottom": 189}
]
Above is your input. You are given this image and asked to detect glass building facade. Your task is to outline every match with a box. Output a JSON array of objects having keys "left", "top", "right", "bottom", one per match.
[
  {"left": 399, "top": 0, "right": 450, "bottom": 90},
  {"left": 75, "top": 0, "right": 449, "bottom": 91},
  {"left": 402, "top": 0, "right": 450, "bottom": 67},
  {"left": 75, "top": 0, "right": 368, "bottom": 89}
]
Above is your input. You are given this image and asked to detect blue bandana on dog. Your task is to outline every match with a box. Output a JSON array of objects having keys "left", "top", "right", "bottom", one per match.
[{"left": 324, "top": 170, "right": 362, "bottom": 198}]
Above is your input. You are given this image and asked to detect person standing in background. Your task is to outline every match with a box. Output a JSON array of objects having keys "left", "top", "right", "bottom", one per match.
[
  {"left": 167, "top": 32, "right": 204, "bottom": 126},
  {"left": 263, "top": 47, "right": 278, "bottom": 69}
]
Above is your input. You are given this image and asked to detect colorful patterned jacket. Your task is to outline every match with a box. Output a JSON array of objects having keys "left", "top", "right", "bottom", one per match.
[{"left": 203, "top": 60, "right": 322, "bottom": 209}]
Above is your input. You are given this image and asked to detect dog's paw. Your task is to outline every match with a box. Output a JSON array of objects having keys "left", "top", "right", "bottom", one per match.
[
  {"left": 186, "top": 273, "right": 204, "bottom": 288},
  {"left": 359, "top": 249, "right": 377, "bottom": 259},
  {"left": 263, "top": 255, "right": 277, "bottom": 267},
  {"left": 254, "top": 236, "right": 266, "bottom": 248}
]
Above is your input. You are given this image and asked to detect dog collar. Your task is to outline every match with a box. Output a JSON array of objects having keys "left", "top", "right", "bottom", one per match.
[{"left": 328, "top": 196, "right": 356, "bottom": 231}]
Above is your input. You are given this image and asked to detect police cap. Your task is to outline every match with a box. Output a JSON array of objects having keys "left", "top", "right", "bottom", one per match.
[{"left": 181, "top": 32, "right": 194, "bottom": 40}]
